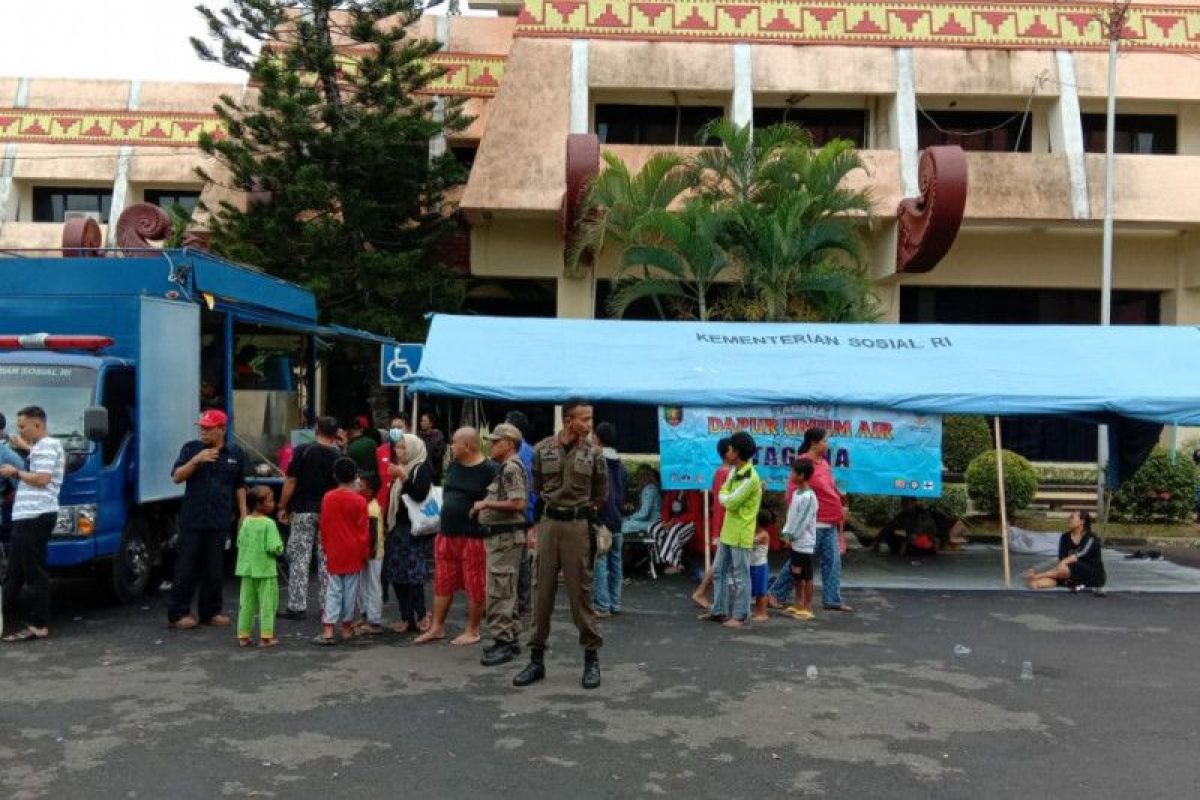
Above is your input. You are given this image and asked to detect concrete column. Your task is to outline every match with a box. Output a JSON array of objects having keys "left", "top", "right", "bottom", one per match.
[
  {"left": 0, "top": 78, "right": 30, "bottom": 228},
  {"left": 891, "top": 48, "right": 919, "bottom": 197},
  {"left": 107, "top": 80, "right": 141, "bottom": 245},
  {"left": 569, "top": 39, "right": 589, "bottom": 135},
  {"left": 556, "top": 275, "right": 595, "bottom": 319},
  {"left": 1048, "top": 51, "right": 1090, "bottom": 220},
  {"left": 428, "top": 16, "right": 450, "bottom": 161},
  {"left": 732, "top": 43, "right": 752, "bottom": 129}
]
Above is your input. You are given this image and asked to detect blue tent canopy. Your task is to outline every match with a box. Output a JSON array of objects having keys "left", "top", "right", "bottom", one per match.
[{"left": 409, "top": 314, "right": 1200, "bottom": 426}]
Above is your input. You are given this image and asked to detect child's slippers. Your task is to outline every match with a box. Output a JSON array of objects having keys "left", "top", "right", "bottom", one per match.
[
  {"left": 260, "top": 637, "right": 279, "bottom": 648},
  {"left": 237, "top": 637, "right": 252, "bottom": 648},
  {"left": 310, "top": 635, "right": 337, "bottom": 647}
]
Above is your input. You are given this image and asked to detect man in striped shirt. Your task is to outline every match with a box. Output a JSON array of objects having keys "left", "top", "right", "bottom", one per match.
[{"left": 1, "top": 406, "right": 65, "bottom": 642}]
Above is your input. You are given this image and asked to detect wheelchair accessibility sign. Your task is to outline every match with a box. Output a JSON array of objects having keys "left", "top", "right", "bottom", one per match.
[{"left": 381, "top": 343, "right": 423, "bottom": 386}]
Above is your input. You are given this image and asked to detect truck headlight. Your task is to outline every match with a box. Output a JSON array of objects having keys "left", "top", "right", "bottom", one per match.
[{"left": 53, "top": 505, "right": 98, "bottom": 537}]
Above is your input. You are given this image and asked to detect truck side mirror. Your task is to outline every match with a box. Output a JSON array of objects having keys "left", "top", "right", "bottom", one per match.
[{"left": 84, "top": 406, "right": 110, "bottom": 442}]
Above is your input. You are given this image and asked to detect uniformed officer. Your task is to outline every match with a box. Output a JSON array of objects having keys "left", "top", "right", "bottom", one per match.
[
  {"left": 513, "top": 400, "right": 608, "bottom": 689},
  {"left": 475, "top": 422, "right": 529, "bottom": 666}
]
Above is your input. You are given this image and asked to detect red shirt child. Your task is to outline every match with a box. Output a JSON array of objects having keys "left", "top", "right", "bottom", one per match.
[{"left": 320, "top": 484, "right": 370, "bottom": 575}]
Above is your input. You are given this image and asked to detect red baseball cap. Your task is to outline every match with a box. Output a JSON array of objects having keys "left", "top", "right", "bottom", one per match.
[{"left": 197, "top": 409, "right": 228, "bottom": 429}]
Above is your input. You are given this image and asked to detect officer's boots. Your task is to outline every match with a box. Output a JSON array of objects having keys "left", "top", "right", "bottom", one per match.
[
  {"left": 512, "top": 647, "right": 546, "bottom": 687},
  {"left": 582, "top": 649, "right": 601, "bottom": 690}
]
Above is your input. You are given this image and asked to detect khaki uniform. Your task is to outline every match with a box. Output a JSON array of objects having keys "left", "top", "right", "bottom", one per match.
[
  {"left": 481, "top": 454, "right": 528, "bottom": 645},
  {"left": 530, "top": 434, "right": 608, "bottom": 652}
]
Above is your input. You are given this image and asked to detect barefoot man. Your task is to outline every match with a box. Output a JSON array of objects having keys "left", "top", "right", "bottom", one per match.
[{"left": 414, "top": 427, "right": 497, "bottom": 646}]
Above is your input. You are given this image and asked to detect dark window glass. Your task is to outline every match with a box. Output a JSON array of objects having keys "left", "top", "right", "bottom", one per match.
[
  {"left": 100, "top": 367, "right": 136, "bottom": 466},
  {"left": 916, "top": 110, "right": 1032, "bottom": 152},
  {"left": 1081, "top": 114, "right": 1177, "bottom": 155},
  {"left": 32, "top": 187, "right": 113, "bottom": 223},
  {"left": 899, "top": 286, "right": 1160, "bottom": 462},
  {"left": 450, "top": 145, "right": 477, "bottom": 170},
  {"left": 595, "top": 104, "right": 724, "bottom": 145},
  {"left": 753, "top": 108, "right": 867, "bottom": 147},
  {"left": 144, "top": 189, "right": 201, "bottom": 215}
]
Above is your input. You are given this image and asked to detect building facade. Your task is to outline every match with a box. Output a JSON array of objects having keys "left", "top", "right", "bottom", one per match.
[{"left": 3, "top": 3, "right": 1200, "bottom": 457}]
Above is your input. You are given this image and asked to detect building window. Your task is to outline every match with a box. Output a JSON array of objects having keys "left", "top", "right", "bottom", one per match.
[
  {"left": 450, "top": 145, "right": 477, "bottom": 170},
  {"left": 595, "top": 104, "right": 724, "bottom": 146},
  {"left": 753, "top": 108, "right": 867, "bottom": 147},
  {"left": 144, "top": 189, "right": 201, "bottom": 216},
  {"left": 916, "top": 110, "right": 1032, "bottom": 152},
  {"left": 32, "top": 186, "right": 113, "bottom": 223},
  {"left": 1081, "top": 114, "right": 1177, "bottom": 154}
]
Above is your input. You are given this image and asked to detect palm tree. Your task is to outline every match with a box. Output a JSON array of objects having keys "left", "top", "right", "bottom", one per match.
[
  {"left": 685, "top": 119, "right": 812, "bottom": 206},
  {"left": 566, "top": 150, "right": 691, "bottom": 275},
  {"left": 610, "top": 201, "right": 731, "bottom": 321}
]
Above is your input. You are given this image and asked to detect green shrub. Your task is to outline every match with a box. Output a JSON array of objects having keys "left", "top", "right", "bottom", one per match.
[
  {"left": 931, "top": 483, "right": 969, "bottom": 519},
  {"left": 942, "top": 416, "right": 992, "bottom": 473},
  {"left": 1112, "top": 448, "right": 1198, "bottom": 523},
  {"left": 965, "top": 449, "right": 1039, "bottom": 516},
  {"left": 848, "top": 494, "right": 900, "bottom": 527}
]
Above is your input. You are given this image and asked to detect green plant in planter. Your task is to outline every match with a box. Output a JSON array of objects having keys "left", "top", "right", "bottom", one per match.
[
  {"left": 1112, "top": 448, "right": 1199, "bottom": 523},
  {"left": 965, "top": 450, "right": 1038, "bottom": 516},
  {"left": 930, "top": 484, "right": 969, "bottom": 519}
]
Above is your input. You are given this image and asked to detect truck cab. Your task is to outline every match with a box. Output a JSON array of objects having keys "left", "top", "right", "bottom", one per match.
[{"left": 0, "top": 249, "right": 392, "bottom": 601}]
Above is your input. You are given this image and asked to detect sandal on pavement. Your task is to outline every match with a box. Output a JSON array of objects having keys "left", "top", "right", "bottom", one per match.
[{"left": 310, "top": 634, "right": 337, "bottom": 647}]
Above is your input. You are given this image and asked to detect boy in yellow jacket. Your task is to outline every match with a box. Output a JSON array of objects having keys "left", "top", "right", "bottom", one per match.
[{"left": 699, "top": 432, "right": 762, "bottom": 628}]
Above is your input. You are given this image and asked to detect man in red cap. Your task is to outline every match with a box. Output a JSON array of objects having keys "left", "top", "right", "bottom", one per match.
[{"left": 167, "top": 409, "right": 247, "bottom": 630}]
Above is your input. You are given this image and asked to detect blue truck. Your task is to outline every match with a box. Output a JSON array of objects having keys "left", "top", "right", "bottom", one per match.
[{"left": 0, "top": 249, "right": 390, "bottom": 601}]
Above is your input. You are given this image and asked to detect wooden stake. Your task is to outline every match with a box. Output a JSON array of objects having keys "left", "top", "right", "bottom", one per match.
[
  {"left": 703, "top": 490, "right": 712, "bottom": 573},
  {"left": 994, "top": 416, "right": 1011, "bottom": 588}
]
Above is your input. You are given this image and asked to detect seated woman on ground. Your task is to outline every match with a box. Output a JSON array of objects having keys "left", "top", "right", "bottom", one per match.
[{"left": 1024, "top": 511, "right": 1106, "bottom": 591}]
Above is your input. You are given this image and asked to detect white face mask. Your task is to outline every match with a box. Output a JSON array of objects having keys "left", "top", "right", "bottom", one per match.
[{"left": 389, "top": 427, "right": 405, "bottom": 443}]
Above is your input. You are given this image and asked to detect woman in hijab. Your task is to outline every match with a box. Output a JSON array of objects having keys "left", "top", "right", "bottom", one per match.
[{"left": 383, "top": 433, "right": 435, "bottom": 633}]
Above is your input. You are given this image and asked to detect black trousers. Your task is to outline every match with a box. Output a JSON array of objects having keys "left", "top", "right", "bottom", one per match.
[
  {"left": 393, "top": 583, "right": 426, "bottom": 626},
  {"left": 168, "top": 526, "right": 225, "bottom": 623},
  {"left": 2, "top": 512, "right": 56, "bottom": 632}
]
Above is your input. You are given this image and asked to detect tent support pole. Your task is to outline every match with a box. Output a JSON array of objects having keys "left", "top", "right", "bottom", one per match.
[
  {"left": 412, "top": 393, "right": 419, "bottom": 431},
  {"left": 994, "top": 417, "right": 1011, "bottom": 588},
  {"left": 703, "top": 490, "right": 711, "bottom": 573}
]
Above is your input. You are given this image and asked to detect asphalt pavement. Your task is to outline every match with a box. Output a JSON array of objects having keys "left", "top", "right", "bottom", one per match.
[{"left": 2, "top": 573, "right": 1198, "bottom": 799}]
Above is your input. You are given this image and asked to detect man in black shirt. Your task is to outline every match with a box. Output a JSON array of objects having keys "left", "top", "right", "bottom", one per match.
[
  {"left": 414, "top": 427, "right": 497, "bottom": 646},
  {"left": 168, "top": 409, "right": 247, "bottom": 629},
  {"left": 277, "top": 416, "right": 341, "bottom": 620}
]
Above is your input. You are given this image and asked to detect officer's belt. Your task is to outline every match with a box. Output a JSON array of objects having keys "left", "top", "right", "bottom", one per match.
[
  {"left": 481, "top": 523, "right": 525, "bottom": 535},
  {"left": 545, "top": 506, "right": 591, "bottom": 521}
]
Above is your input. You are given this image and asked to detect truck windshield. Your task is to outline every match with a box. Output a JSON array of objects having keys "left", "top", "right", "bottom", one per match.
[{"left": 0, "top": 364, "right": 96, "bottom": 451}]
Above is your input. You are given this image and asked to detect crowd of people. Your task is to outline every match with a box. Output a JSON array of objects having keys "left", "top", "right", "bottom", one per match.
[{"left": 0, "top": 398, "right": 1107, "bottom": 679}]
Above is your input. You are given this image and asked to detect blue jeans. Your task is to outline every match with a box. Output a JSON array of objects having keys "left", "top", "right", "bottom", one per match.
[
  {"left": 711, "top": 543, "right": 751, "bottom": 621},
  {"left": 768, "top": 558, "right": 795, "bottom": 605},
  {"left": 593, "top": 532, "right": 624, "bottom": 612},
  {"left": 323, "top": 572, "right": 361, "bottom": 625},
  {"left": 814, "top": 525, "right": 842, "bottom": 607}
]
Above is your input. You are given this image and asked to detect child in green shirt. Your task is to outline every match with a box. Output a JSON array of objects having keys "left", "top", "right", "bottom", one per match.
[{"left": 236, "top": 486, "right": 285, "bottom": 647}]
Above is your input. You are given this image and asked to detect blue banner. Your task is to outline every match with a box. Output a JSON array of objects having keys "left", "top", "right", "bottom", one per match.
[{"left": 658, "top": 404, "right": 942, "bottom": 497}]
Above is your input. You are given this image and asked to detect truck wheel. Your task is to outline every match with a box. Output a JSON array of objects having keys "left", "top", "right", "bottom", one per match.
[{"left": 113, "top": 519, "right": 152, "bottom": 603}]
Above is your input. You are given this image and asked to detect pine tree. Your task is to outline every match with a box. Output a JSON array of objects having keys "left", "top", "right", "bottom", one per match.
[{"left": 192, "top": 0, "right": 467, "bottom": 340}]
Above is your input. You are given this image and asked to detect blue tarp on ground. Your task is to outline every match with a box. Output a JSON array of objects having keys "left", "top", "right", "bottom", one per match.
[{"left": 408, "top": 315, "right": 1200, "bottom": 425}]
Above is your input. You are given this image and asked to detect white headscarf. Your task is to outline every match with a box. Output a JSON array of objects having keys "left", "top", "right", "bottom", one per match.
[{"left": 387, "top": 433, "right": 429, "bottom": 530}]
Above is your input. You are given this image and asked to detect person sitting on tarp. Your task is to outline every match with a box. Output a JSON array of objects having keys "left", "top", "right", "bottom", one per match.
[
  {"left": 1023, "top": 511, "right": 1106, "bottom": 591},
  {"left": 872, "top": 498, "right": 964, "bottom": 557}
]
